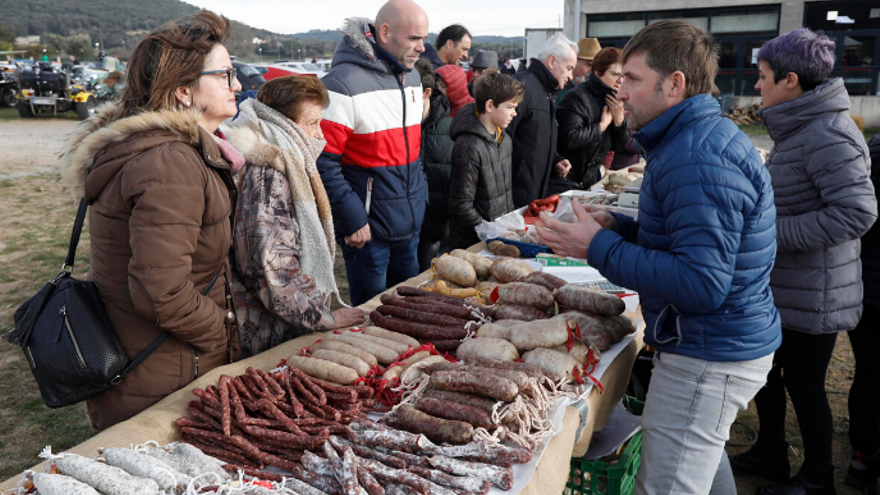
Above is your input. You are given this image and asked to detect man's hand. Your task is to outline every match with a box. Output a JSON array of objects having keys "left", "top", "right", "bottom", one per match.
[
  {"left": 536, "top": 198, "right": 605, "bottom": 258},
  {"left": 582, "top": 202, "right": 617, "bottom": 230},
  {"left": 605, "top": 94, "right": 625, "bottom": 126},
  {"left": 555, "top": 159, "right": 572, "bottom": 178},
  {"left": 344, "top": 223, "right": 372, "bottom": 249}
]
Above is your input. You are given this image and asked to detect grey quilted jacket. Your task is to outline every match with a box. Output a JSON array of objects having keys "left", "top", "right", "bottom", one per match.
[{"left": 760, "top": 77, "right": 878, "bottom": 334}]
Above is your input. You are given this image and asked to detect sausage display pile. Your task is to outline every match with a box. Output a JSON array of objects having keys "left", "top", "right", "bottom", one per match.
[
  {"left": 175, "top": 366, "right": 374, "bottom": 474},
  {"left": 385, "top": 359, "right": 561, "bottom": 450},
  {"left": 291, "top": 421, "right": 533, "bottom": 494}
]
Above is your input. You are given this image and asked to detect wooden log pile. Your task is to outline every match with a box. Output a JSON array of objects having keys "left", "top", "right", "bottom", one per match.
[{"left": 724, "top": 103, "right": 761, "bottom": 125}]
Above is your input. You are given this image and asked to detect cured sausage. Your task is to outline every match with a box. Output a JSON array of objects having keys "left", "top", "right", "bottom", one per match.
[
  {"left": 369, "top": 311, "right": 468, "bottom": 340},
  {"left": 426, "top": 455, "right": 514, "bottom": 490},
  {"left": 376, "top": 304, "right": 471, "bottom": 328},
  {"left": 362, "top": 325, "right": 421, "bottom": 348},
  {"left": 433, "top": 254, "right": 477, "bottom": 287},
  {"left": 489, "top": 258, "right": 535, "bottom": 283},
  {"left": 449, "top": 249, "right": 493, "bottom": 280},
  {"left": 391, "top": 405, "right": 474, "bottom": 445},
  {"left": 522, "top": 348, "right": 580, "bottom": 381},
  {"left": 407, "top": 466, "right": 491, "bottom": 494},
  {"left": 322, "top": 334, "right": 399, "bottom": 365},
  {"left": 379, "top": 294, "right": 478, "bottom": 320},
  {"left": 555, "top": 284, "right": 625, "bottom": 316},
  {"left": 310, "top": 340, "right": 379, "bottom": 368},
  {"left": 490, "top": 282, "right": 554, "bottom": 308},
  {"left": 492, "top": 304, "right": 548, "bottom": 321},
  {"left": 53, "top": 453, "right": 159, "bottom": 495},
  {"left": 414, "top": 397, "right": 495, "bottom": 429},
  {"left": 456, "top": 337, "right": 519, "bottom": 362},
  {"left": 522, "top": 271, "right": 567, "bottom": 291},
  {"left": 311, "top": 349, "right": 371, "bottom": 377},
  {"left": 430, "top": 369, "right": 518, "bottom": 401},
  {"left": 421, "top": 387, "right": 498, "bottom": 415},
  {"left": 287, "top": 356, "right": 359, "bottom": 385}
]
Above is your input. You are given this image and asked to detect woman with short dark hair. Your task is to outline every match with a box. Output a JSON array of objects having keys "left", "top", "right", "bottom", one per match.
[
  {"left": 730, "top": 28, "right": 878, "bottom": 494},
  {"left": 60, "top": 11, "right": 244, "bottom": 430},
  {"left": 553, "top": 47, "right": 629, "bottom": 192},
  {"left": 222, "top": 76, "right": 367, "bottom": 358}
]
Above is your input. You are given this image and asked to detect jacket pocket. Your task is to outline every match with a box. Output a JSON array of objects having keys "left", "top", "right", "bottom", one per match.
[
  {"left": 128, "top": 274, "right": 159, "bottom": 326},
  {"left": 652, "top": 303, "right": 683, "bottom": 346}
]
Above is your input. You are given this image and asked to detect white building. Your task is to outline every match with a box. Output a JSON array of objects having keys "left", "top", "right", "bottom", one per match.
[{"left": 563, "top": 0, "right": 880, "bottom": 97}]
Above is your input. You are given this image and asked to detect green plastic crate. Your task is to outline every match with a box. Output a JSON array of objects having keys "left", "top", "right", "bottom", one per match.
[{"left": 564, "top": 398, "right": 644, "bottom": 495}]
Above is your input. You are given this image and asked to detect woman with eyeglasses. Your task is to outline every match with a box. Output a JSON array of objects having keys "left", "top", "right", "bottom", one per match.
[
  {"left": 60, "top": 11, "right": 244, "bottom": 430},
  {"left": 221, "top": 76, "right": 368, "bottom": 359},
  {"left": 553, "top": 47, "right": 629, "bottom": 193}
]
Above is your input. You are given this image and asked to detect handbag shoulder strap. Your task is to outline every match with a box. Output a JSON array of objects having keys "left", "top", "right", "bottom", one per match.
[
  {"left": 63, "top": 199, "right": 88, "bottom": 272},
  {"left": 112, "top": 266, "right": 226, "bottom": 385}
]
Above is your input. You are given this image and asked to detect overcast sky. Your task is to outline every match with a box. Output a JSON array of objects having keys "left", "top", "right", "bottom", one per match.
[{"left": 183, "top": 0, "right": 564, "bottom": 37}]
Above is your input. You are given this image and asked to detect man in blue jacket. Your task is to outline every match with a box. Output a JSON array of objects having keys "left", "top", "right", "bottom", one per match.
[
  {"left": 318, "top": 0, "right": 429, "bottom": 305},
  {"left": 539, "top": 20, "right": 781, "bottom": 495}
]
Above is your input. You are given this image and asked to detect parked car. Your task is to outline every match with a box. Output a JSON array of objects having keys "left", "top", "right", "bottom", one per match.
[
  {"left": 315, "top": 60, "right": 332, "bottom": 73},
  {"left": 274, "top": 61, "right": 326, "bottom": 79},
  {"left": 233, "top": 61, "right": 265, "bottom": 92},
  {"left": 251, "top": 64, "right": 312, "bottom": 81}
]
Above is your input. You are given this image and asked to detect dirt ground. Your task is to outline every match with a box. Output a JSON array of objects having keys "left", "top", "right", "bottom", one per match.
[{"left": 0, "top": 118, "right": 867, "bottom": 493}]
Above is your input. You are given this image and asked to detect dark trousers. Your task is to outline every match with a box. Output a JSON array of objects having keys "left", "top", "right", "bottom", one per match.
[
  {"left": 849, "top": 304, "right": 880, "bottom": 455},
  {"left": 342, "top": 236, "right": 420, "bottom": 306},
  {"left": 753, "top": 328, "right": 838, "bottom": 484}
]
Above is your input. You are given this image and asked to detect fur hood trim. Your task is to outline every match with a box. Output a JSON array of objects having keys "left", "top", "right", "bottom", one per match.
[
  {"left": 61, "top": 101, "right": 203, "bottom": 198},
  {"left": 340, "top": 17, "right": 376, "bottom": 59}
]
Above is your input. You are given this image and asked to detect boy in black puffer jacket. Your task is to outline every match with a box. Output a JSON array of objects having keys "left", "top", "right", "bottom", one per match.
[
  {"left": 415, "top": 58, "right": 455, "bottom": 271},
  {"left": 447, "top": 70, "right": 524, "bottom": 249}
]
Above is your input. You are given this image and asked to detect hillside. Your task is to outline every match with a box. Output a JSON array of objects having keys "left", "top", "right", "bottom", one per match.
[
  {"left": 292, "top": 29, "right": 524, "bottom": 44},
  {"left": 0, "top": 0, "right": 200, "bottom": 47}
]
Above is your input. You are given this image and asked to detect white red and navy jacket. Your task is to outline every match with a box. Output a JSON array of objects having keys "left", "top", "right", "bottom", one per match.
[{"left": 318, "top": 18, "right": 427, "bottom": 242}]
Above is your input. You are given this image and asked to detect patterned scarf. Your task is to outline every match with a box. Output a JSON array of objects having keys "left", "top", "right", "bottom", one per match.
[{"left": 223, "top": 98, "right": 339, "bottom": 299}]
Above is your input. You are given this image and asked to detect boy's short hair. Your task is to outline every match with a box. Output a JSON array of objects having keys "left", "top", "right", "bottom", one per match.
[
  {"left": 621, "top": 19, "right": 719, "bottom": 98},
  {"left": 414, "top": 57, "right": 436, "bottom": 90},
  {"left": 473, "top": 69, "right": 524, "bottom": 114}
]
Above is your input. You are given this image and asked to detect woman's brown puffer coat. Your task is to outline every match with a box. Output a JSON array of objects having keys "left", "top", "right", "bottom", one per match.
[{"left": 61, "top": 103, "right": 240, "bottom": 431}]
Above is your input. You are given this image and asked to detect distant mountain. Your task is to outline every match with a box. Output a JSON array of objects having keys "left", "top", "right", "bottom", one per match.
[{"left": 290, "top": 29, "right": 524, "bottom": 44}]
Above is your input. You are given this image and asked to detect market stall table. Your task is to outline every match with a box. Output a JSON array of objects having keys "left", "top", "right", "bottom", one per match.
[{"left": 0, "top": 243, "right": 644, "bottom": 494}]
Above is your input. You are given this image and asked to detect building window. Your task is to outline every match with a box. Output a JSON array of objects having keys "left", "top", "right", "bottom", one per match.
[{"left": 711, "top": 12, "right": 779, "bottom": 34}]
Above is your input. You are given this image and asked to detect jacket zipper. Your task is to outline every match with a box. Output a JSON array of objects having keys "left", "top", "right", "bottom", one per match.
[
  {"left": 193, "top": 350, "right": 200, "bottom": 380},
  {"left": 365, "top": 177, "right": 373, "bottom": 216},
  {"left": 397, "top": 74, "right": 415, "bottom": 233},
  {"left": 60, "top": 305, "right": 86, "bottom": 368}
]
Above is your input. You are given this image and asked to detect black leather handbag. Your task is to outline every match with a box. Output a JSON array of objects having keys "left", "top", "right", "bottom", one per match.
[{"left": 5, "top": 199, "right": 219, "bottom": 408}]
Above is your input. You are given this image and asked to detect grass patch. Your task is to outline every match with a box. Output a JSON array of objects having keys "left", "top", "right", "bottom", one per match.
[{"left": 0, "top": 173, "right": 93, "bottom": 480}]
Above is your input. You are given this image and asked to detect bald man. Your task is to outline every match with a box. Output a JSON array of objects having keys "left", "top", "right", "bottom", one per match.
[{"left": 317, "top": 0, "right": 430, "bottom": 305}]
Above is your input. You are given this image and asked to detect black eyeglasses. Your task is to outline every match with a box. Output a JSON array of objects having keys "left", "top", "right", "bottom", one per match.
[{"left": 201, "top": 68, "right": 237, "bottom": 88}]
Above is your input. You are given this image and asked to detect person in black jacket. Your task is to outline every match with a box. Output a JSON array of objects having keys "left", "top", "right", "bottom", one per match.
[
  {"left": 845, "top": 132, "right": 880, "bottom": 491},
  {"left": 507, "top": 33, "right": 577, "bottom": 207},
  {"left": 415, "top": 58, "right": 454, "bottom": 270},
  {"left": 447, "top": 70, "right": 523, "bottom": 249},
  {"left": 553, "top": 47, "right": 629, "bottom": 193}
]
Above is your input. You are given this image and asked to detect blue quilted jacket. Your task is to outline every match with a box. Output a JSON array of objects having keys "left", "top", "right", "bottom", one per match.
[{"left": 587, "top": 94, "right": 781, "bottom": 361}]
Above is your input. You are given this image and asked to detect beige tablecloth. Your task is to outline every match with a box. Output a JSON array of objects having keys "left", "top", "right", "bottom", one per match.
[{"left": 0, "top": 244, "right": 644, "bottom": 494}]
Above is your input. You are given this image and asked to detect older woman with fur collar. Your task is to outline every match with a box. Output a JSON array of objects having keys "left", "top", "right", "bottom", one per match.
[
  {"left": 60, "top": 12, "right": 244, "bottom": 431},
  {"left": 222, "top": 76, "right": 367, "bottom": 358}
]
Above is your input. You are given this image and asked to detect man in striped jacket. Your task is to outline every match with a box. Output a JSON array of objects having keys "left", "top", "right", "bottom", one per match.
[{"left": 318, "top": 0, "right": 429, "bottom": 305}]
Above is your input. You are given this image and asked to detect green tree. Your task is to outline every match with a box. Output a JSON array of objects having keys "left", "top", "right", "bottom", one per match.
[
  {"left": 41, "top": 33, "right": 66, "bottom": 55},
  {"left": 66, "top": 34, "right": 92, "bottom": 58},
  {"left": 0, "top": 22, "right": 15, "bottom": 45}
]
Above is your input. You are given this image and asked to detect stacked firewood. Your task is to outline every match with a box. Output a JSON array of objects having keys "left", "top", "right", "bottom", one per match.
[{"left": 724, "top": 104, "right": 761, "bottom": 125}]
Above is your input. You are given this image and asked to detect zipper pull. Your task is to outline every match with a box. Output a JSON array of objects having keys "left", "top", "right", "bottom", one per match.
[
  {"left": 194, "top": 352, "right": 200, "bottom": 378},
  {"left": 365, "top": 177, "right": 373, "bottom": 216},
  {"left": 57, "top": 305, "right": 66, "bottom": 343}
]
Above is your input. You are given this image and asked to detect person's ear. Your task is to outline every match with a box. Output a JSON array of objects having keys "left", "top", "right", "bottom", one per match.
[
  {"left": 379, "top": 23, "right": 392, "bottom": 44},
  {"left": 174, "top": 86, "right": 192, "bottom": 107},
  {"left": 445, "top": 39, "right": 455, "bottom": 51},
  {"left": 486, "top": 99, "right": 496, "bottom": 114},
  {"left": 423, "top": 87, "right": 432, "bottom": 99},
  {"left": 784, "top": 72, "right": 800, "bottom": 90},
  {"left": 668, "top": 71, "right": 687, "bottom": 98}
]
